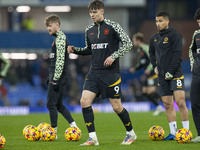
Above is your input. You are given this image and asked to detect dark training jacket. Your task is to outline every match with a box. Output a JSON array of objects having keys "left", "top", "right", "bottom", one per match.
[
  {"left": 74, "top": 19, "right": 132, "bottom": 73},
  {"left": 189, "top": 29, "right": 200, "bottom": 76},
  {"left": 49, "top": 30, "right": 68, "bottom": 84},
  {"left": 149, "top": 26, "right": 183, "bottom": 78}
]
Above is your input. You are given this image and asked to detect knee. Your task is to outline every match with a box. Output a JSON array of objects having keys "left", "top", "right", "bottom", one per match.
[
  {"left": 80, "top": 95, "right": 90, "bottom": 107},
  {"left": 57, "top": 105, "right": 64, "bottom": 113},
  {"left": 163, "top": 101, "right": 173, "bottom": 110},
  {"left": 47, "top": 102, "right": 54, "bottom": 110},
  {"left": 176, "top": 101, "right": 186, "bottom": 110},
  {"left": 112, "top": 104, "right": 123, "bottom": 114}
]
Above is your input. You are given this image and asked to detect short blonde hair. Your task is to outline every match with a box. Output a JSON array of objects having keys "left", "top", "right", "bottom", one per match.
[{"left": 44, "top": 14, "right": 60, "bottom": 26}]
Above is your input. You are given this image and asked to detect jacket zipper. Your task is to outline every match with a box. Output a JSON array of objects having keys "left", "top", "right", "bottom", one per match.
[{"left": 97, "top": 24, "right": 100, "bottom": 40}]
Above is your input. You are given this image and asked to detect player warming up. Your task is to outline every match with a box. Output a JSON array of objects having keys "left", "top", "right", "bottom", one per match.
[
  {"left": 149, "top": 12, "right": 189, "bottom": 140},
  {"left": 44, "top": 14, "right": 79, "bottom": 139},
  {"left": 0, "top": 54, "right": 10, "bottom": 106},
  {"left": 129, "top": 33, "right": 164, "bottom": 116},
  {"left": 189, "top": 8, "right": 200, "bottom": 143},
  {"left": 68, "top": 0, "right": 136, "bottom": 146}
]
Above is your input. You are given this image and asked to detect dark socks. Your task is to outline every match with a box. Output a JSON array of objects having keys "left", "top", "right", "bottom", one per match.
[
  {"left": 117, "top": 108, "right": 133, "bottom": 131},
  {"left": 82, "top": 106, "right": 95, "bottom": 133}
]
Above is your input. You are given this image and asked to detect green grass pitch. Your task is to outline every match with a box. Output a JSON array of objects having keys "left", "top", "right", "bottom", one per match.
[{"left": 0, "top": 111, "right": 199, "bottom": 150}]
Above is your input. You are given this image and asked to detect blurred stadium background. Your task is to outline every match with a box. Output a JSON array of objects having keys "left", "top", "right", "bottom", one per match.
[{"left": 0, "top": 0, "right": 198, "bottom": 115}]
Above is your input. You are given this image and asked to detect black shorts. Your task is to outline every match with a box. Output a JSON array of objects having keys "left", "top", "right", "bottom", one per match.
[
  {"left": 158, "top": 76, "right": 185, "bottom": 96},
  {"left": 83, "top": 71, "right": 121, "bottom": 99}
]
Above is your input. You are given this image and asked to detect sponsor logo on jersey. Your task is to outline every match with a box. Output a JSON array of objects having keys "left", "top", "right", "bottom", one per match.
[
  {"left": 104, "top": 29, "right": 109, "bottom": 35},
  {"left": 91, "top": 43, "right": 108, "bottom": 50},
  {"left": 90, "top": 32, "right": 94, "bottom": 35},
  {"left": 49, "top": 53, "right": 55, "bottom": 58},
  {"left": 163, "top": 37, "right": 168, "bottom": 44}
]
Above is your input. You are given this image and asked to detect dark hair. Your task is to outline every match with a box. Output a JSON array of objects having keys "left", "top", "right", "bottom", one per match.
[
  {"left": 133, "top": 32, "right": 144, "bottom": 42},
  {"left": 88, "top": 0, "right": 104, "bottom": 10},
  {"left": 194, "top": 8, "right": 200, "bottom": 20},
  {"left": 156, "top": 11, "right": 170, "bottom": 19},
  {"left": 44, "top": 14, "right": 60, "bottom": 26}
]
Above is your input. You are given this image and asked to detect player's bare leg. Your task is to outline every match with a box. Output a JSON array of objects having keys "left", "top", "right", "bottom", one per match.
[
  {"left": 110, "top": 98, "right": 137, "bottom": 145},
  {"left": 80, "top": 90, "right": 99, "bottom": 146},
  {"left": 162, "top": 96, "right": 176, "bottom": 140},
  {"left": 174, "top": 90, "right": 189, "bottom": 129}
]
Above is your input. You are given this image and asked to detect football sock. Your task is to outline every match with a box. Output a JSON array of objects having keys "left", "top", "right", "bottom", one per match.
[
  {"left": 127, "top": 129, "right": 135, "bottom": 136},
  {"left": 169, "top": 121, "right": 177, "bottom": 135},
  {"left": 89, "top": 132, "right": 98, "bottom": 141},
  {"left": 82, "top": 106, "right": 95, "bottom": 133},
  {"left": 53, "top": 127, "right": 57, "bottom": 133},
  {"left": 182, "top": 121, "right": 189, "bottom": 130},
  {"left": 147, "top": 93, "right": 159, "bottom": 106},
  {"left": 70, "top": 121, "right": 77, "bottom": 128},
  {"left": 117, "top": 108, "right": 133, "bottom": 131}
]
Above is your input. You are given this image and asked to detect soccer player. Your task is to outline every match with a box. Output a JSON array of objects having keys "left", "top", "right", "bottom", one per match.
[
  {"left": 189, "top": 8, "right": 200, "bottom": 143},
  {"left": 129, "top": 33, "right": 164, "bottom": 116},
  {"left": 149, "top": 12, "right": 189, "bottom": 140},
  {"left": 0, "top": 54, "right": 10, "bottom": 106},
  {"left": 68, "top": 0, "right": 136, "bottom": 146},
  {"left": 44, "top": 14, "right": 79, "bottom": 139}
]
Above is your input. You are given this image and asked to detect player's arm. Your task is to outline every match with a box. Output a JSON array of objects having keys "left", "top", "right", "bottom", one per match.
[
  {"left": 167, "top": 32, "right": 182, "bottom": 76},
  {"left": 53, "top": 34, "right": 66, "bottom": 82},
  {"left": 0, "top": 54, "right": 10, "bottom": 78},
  {"left": 110, "top": 23, "right": 133, "bottom": 60},
  {"left": 141, "top": 44, "right": 153, "bottom": 72},
  {"left": 73, "top": 29, "right": 92, "bottom": 55},
  {"left": 189, "top": 31, "right": 198, "bottom": 71},
  {"left": 149, "top": 37, "right": 157, "bottom": 70}
]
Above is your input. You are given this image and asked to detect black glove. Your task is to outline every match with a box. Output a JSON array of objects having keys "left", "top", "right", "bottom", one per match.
[{"left": 49, "top": 80, "right": 59, "bottom": 91}]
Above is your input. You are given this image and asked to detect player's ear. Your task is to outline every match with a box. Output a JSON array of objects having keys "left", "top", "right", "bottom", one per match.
[
  {"left": 56, "top": 22, "right": 60, "bottom": 28},
  {"left": 101, "top": 9, "right": 104, "bottom": 15},
  {"left": 166, "top": 18, "right": 169, "bottom": 24}
]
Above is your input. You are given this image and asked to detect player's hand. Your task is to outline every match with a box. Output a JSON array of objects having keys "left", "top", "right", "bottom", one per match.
[
  {"left": 191, "top": 65, "right": 193, "bottom": 72},
  {"left": 67, "top": 46, "right": 75, "bottom": 53},
  {"left": 165, "top": 72, "right": 173, "bottom": 80},
  {"left": 144, "top": 69, "right": 150, "bottom": 75},
  {"left": 104, "top": 56, "right": 115, "bottom": 67},
  {"left": 129, "top": 67, "right": 135, "bottom": 73},
  {"left": 154, "top": 67, "right": 158, "bottom": 75}
]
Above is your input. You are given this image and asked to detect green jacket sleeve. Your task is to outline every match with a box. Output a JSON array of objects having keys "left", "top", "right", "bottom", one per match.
[
  {"left": 53, "top": 32, "right": 66, "bottom": 81},
  {"left": 141, "top": 44, "right": 153, "bottom": 72},
  {"left": 0, "top": 54, "right": 10, "bottom": 77}
]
